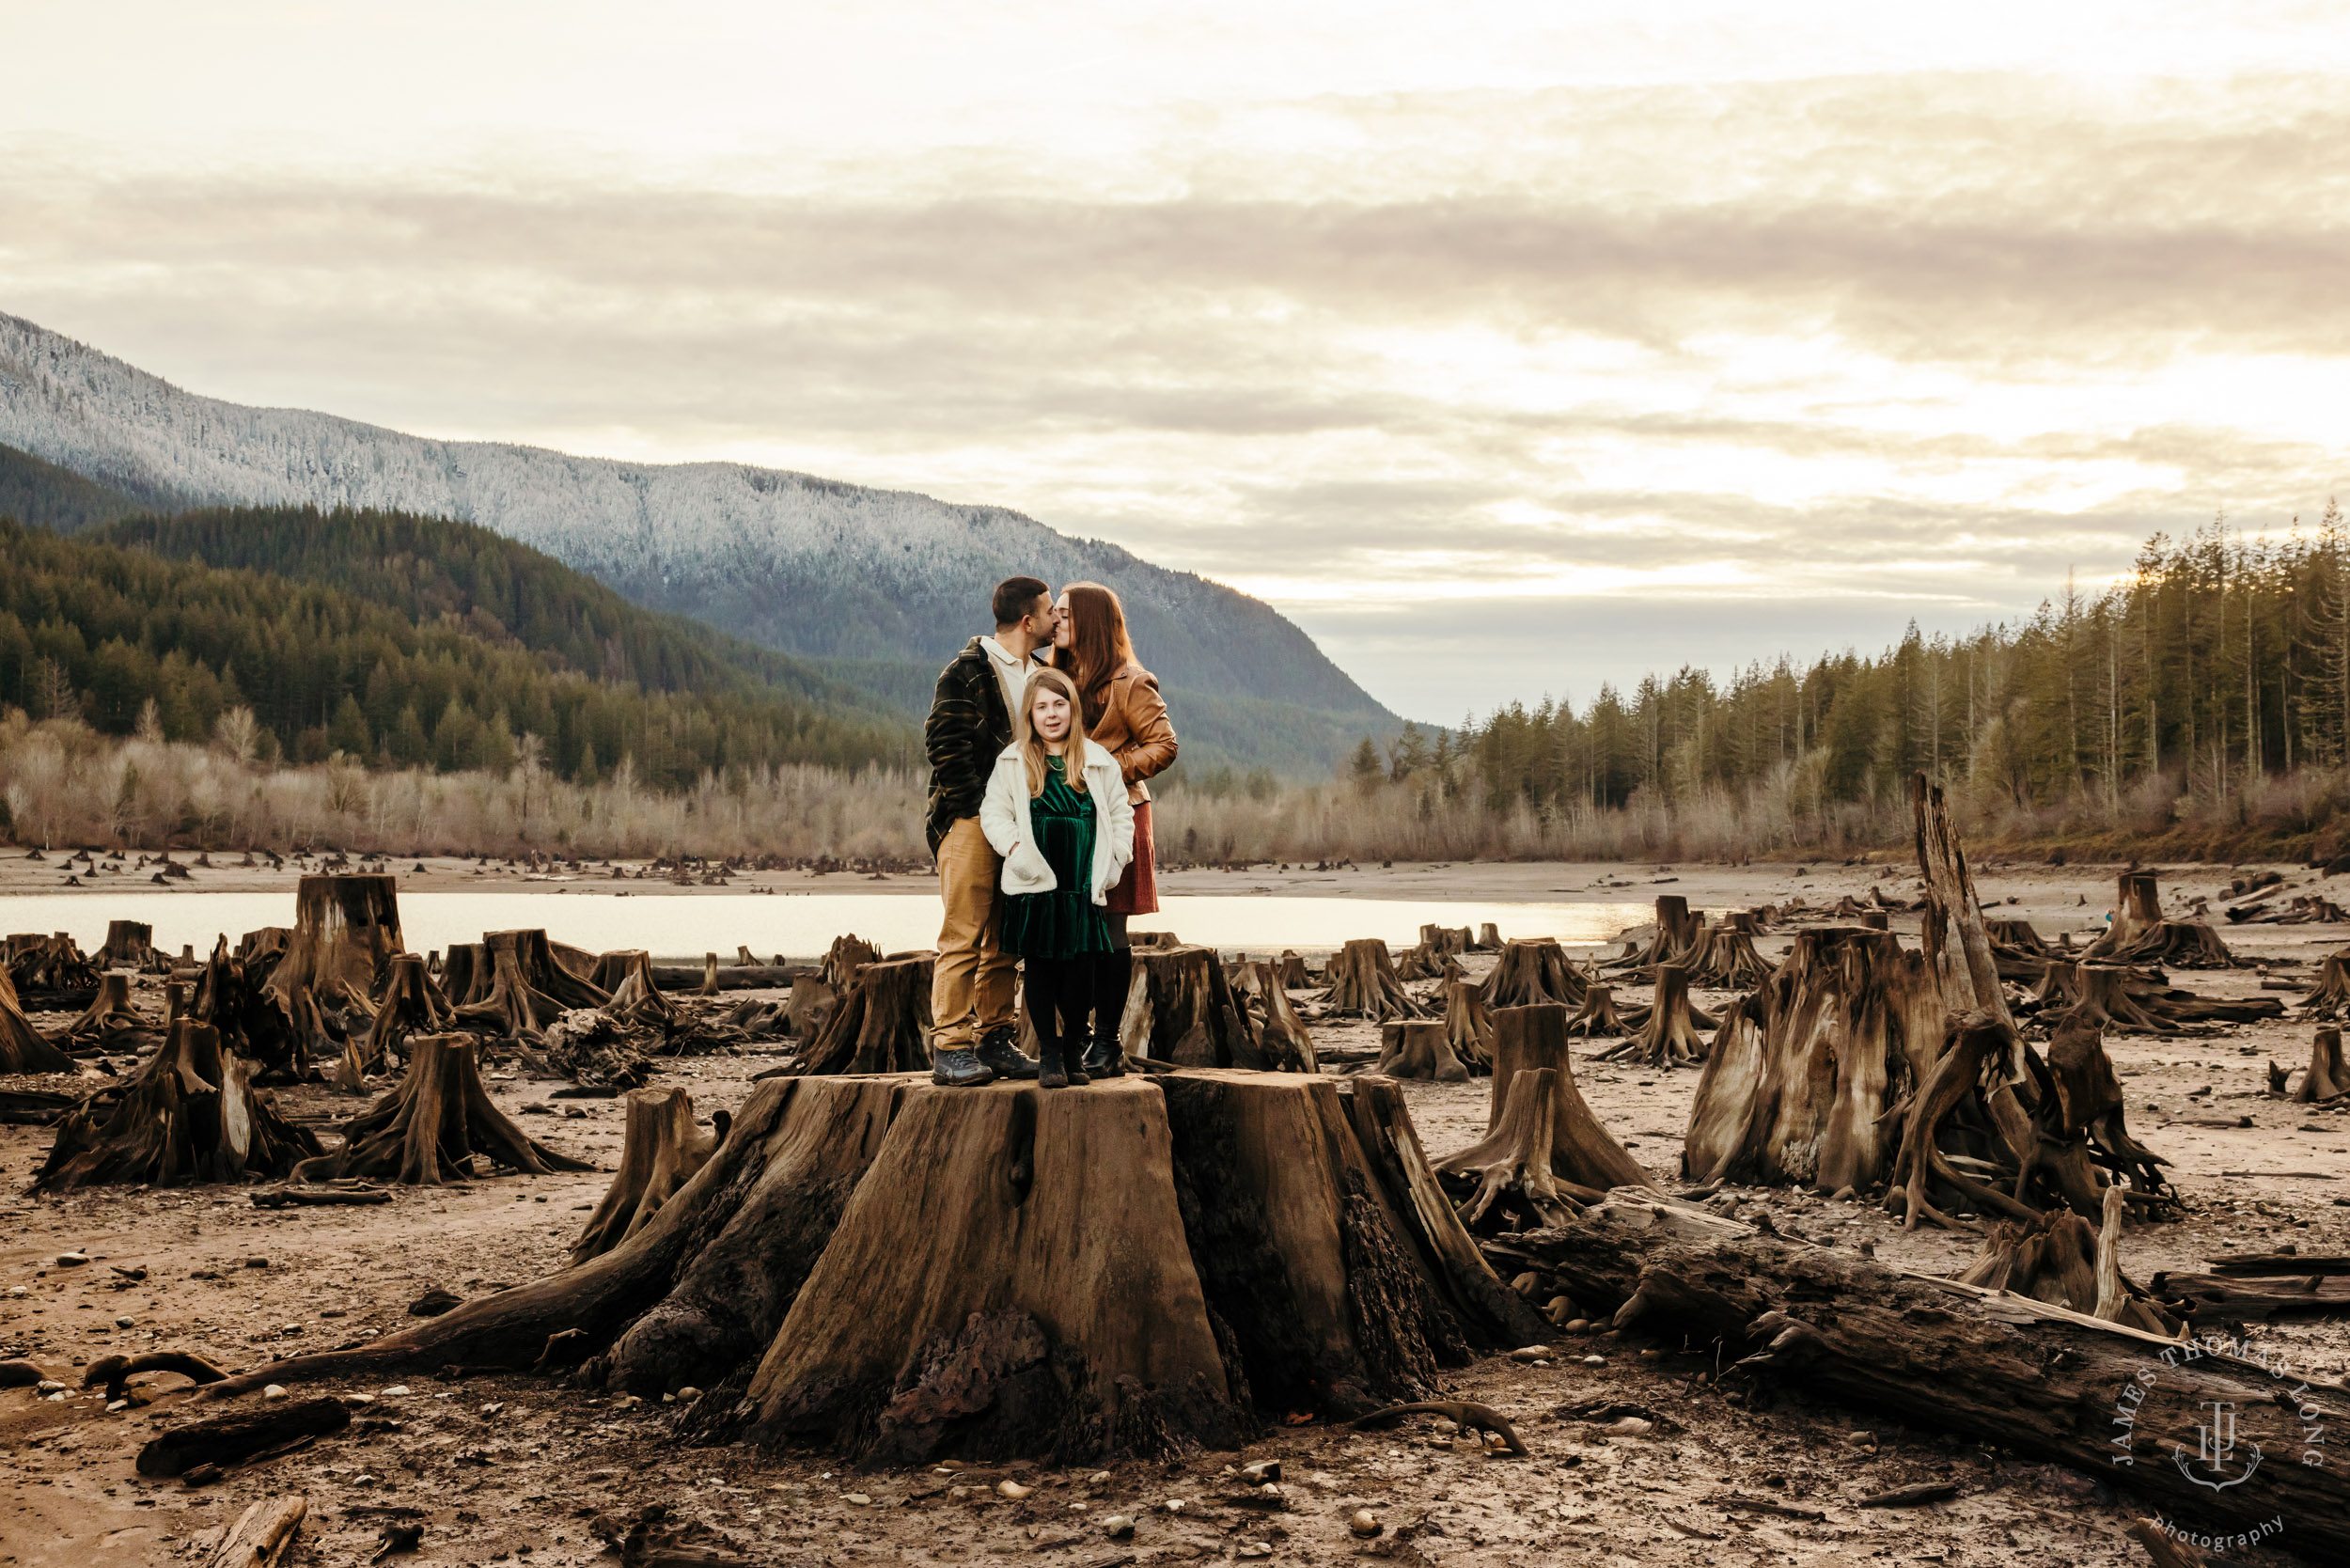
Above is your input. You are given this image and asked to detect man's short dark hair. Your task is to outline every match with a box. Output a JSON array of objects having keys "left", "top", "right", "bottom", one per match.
[{"left": 992, "top": 576, "right": 1051, "bottom": 628}]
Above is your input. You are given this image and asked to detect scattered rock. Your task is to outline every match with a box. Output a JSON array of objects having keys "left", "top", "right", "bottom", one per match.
[
  {"left": 1349, "top": 1509, "right": 1383, "bottom": 1537},
  {"left": 408, "top": 1289, "right": 462, "bottom": 1317},
  {"left": 55, "top": 1252, "right": 88, "bottom": 1267}
]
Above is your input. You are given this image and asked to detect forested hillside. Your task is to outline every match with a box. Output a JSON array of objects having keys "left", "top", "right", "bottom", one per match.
[
  {"left": 0, "top": 516, "right": 914, "bottom": 788},
  {"left": 1310, "top": 510, "right": 2350, "bottom": 861},
  {"left": 0, "top": 442, "right": 147, "bottom": 534}
]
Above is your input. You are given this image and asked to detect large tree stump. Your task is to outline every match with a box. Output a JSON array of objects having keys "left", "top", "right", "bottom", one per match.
[
  {"left": 1120, "top": 945, "right": 1267, "bottom": 1068},
  {"left": 2084, "top": 873, "right": 2243, "bottom": 968},
  {"left": 265, "top": 873, "right": 404, "bottom": 1015},
  {"left": 1418, "top": 924, "right": 1472, "bottom": 960},
  {"left": 291, "top": 1034, "right": 595, "bottom": 1184},
  {"left": 1322, "top": 939, "right": 1427, "bottom": 1022},
  {"left": 2292, "top": 1027, "right": 2350, "bottom": 1103},
  {"left": 34, "top": 1020, "right": 321, "bottom": 1191},
  {"left": 1273, "top": 950, "right": 1312, "bottom": 988},
  {"left": 0, "top": 964, "right": 75, "bottom": 1074},
  {"left": 1611, "top": 896, "right": 1704, "bottom": 971},
  {"left": 783, "top": 972, "right": 837, "bottom": 1038},
  {"left": 1953, "top": 1191, "right": 2176, "bottom": 1336},
  {"left": 1680, "top": 929, "right": 1945, "bottom": 1194},
  {"left": 572, "top": 1087, "right": 727, "bottom": 1263},
  {"left": 1484, "top": 1198, "right": 2350, "bottom": 1561},
  {"left": 1483, "top": 937, "right": 1584, "bottom": 1008},
  {"left": 1562, "top": 983, "right": 1632, "bottom": 1039},
  {"left": 233, "top": 927, "right": 291, "bottom": 984},
  {"left": 453, "top": 929, "right": 610, "bottom": 1043},
  {"left": 6, "top": 932, "right": 100, "bottom": 1001},
  {"left": 791, "top": 955, "right": 935, "bottom": 1075},
  {"left": 1230, "top": 959, "right": 1316, "bottom": 1073},
  {"left": 1443, "top": 977, "right": 1494, "bottom": 1068},
  {"left": 195, "top": 1071, "right": 1526, "bottom": 1462},
  {"left": 1436, "top": 1067, "right": 1581, "bottom": 1231},
  {"left": 98, "top": 919, "right": 157, "bottom": 972},
  {"left": 1687, "top": 926, "right": 1773, "bottom": 990},
  {"left": 330, "top": 952, "right": 451, "bottom": 1090},
  {"left": 1462, "top": 1003, "right": 1653, "bottom": 1194},
  {"left": 1597, "top": 964, "right": 1711, "bottom": 1067},
  {"left": 441, "top": 942, "right": 488, "bottom": 1007},
  {"left": 598, "top": 949, "right": 682, "bottom": 1030},
  {"left": 63, "top": 971, "right": 155, "bottom": 1054},
  {"left": 1376, "top": 1019, "right": 1469, "bottom": 1082}
]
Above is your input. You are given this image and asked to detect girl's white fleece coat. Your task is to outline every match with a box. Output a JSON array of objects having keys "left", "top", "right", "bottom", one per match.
[{"left": 979, "top": 739, "right": 1136, "bottom": 902}]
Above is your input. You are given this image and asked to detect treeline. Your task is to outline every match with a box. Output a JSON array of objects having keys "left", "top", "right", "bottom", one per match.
[
  {"left": 1342, "top": 508, "right": 2350, "bottom": 860},
  {"left": 0, "top": 514, "right": 915, "bottom": 791}
]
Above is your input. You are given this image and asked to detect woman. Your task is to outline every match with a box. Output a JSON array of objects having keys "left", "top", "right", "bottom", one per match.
[
  {"left": 979, "top": 666, "right": 1135, "bottom": 1088},
  {"left": 1051, "top": 581, "right": 1176, "bottom": 1077}
]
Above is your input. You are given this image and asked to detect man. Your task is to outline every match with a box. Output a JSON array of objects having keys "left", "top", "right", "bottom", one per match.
[{"left": 924, "top": 575, "right": 1056, "bottom": 1085}]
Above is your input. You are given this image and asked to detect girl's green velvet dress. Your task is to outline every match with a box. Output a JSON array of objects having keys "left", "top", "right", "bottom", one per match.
[{"left": 1000, "top": 757, "right": 1114, "bottom": 960}]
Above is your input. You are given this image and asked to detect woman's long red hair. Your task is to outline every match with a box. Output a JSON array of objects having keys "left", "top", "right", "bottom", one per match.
[{"left": 1059, "top": 581, "right": 1136, "bottom": 726}]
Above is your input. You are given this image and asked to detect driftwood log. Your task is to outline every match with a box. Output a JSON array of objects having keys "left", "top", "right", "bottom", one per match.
[
  {"left": 138, "top": 1401, "right": 348, "bottom": 1476},
  {"left": 1323, "top": 939, "right": 1427, "bottom": 1022},
  {"left": 1487, "top": 1198, "right": 2350, "bottom": 1561},
  {"left": 1484, "top": 938, "right": 1584, "bottom": 1009},
  {"left": 199, "top": 1071, "right": 1534, "bottom": 1462},
  {"left": 790, "top": 955, "right": 934, "bottom": 1075},
  {"left": 291, "top": 1033, "right": 595, "bottom": 1184},
  {"left": 34, "top": 1020, "right": 321, "bottom": 1192},
  {"left": 572, "top": 1088, "right": 728, "bottom": 1263},
  {"left": 202, "top": 1495, "right": 307, "bottom": 1568},
  {"left": 0, "top": 962, "right": 74, "bottom": 1074}
]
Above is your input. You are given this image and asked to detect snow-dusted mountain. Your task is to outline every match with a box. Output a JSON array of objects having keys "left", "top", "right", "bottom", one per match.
[{"left": 0, "top": 312, "right": 1389, "bottom": 726}]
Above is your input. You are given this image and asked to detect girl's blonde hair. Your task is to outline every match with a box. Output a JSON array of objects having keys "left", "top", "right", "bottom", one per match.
[{"left": 1018, "top": 666, "right": 1091, "bottom": 799}]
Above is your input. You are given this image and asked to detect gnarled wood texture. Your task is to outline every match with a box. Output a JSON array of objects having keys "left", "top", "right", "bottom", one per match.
[
  {"left": 791, "top": 955, "right": 935, "bottom": 1075},
  {"left": 572, "top": 1087, "right": 728, "bottom": 1263},
  {"left": 1322, "top": 939, "right": 1428, "bottom": 1022},
  {"left": 1120, "top": 945, "right": 1267, "bottom": 1068},
  {"left": 292, "top": 1033, "right": 595, "bottom": 1184},
  {"left": 1443, "top": 977, "right": 1495, "bottom": 1068},
  {"left": 1596, "top": 964, "right": 1711, "bottom": 1067},
  {"left": 1230, "top": 958, "right": 1316, "bottom": 1073},
  {"left": 35, "top": 1020, "right": 321, "bottom": 1191},
  {"left": 1483, "top": 938, "right": 1585, "bottom": 1009},
  {"left": 1436, "top": 1067, "right": 1580, "bottom": 1231},
  {"left": 330, "top": 952, "right": 450, "bottom": 1091},
  {"left": 1476, "top": 1003, "right": 1654, "bottom": 1193},
  {"left": 1376, "top": 1019, "right": 1469, "bottom": 1082},
  {"left": 264, "top": 873, "right": 404, "bottom": 1015}
]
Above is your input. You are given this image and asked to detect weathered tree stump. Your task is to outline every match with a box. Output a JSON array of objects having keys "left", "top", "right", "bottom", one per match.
[
  {"left": 1474, "top": 922, "right": 1501, "bottom": 950},
  {"left": 2302, "top": 950, "right": 2350, "bottom": 1020},
  {"left": 1612, "top": 896, "right": 1703, "bottom": 970},
  {"left": 1597, "top": 964, "right": 1712, "bottom": 1067},
  {"left": 64, "top": 971, "right": 154, "bottom": 1053},
  {"left": 1680, "top": 929, "right": 1944, "bottom": 1194},
  {"left": 1230, "top": 959, "right": 1316, "bottom": 1073},
  {"left": 1376, "top": 1019, "right": 1469, "bottom": 1082},
  {"left": 1322, "top": 939, "right": 1427, "bottom": 1022},
  {"left": 453, "top": 929, "right": 610, "bottom": 1043},
  {"left": 6, "top": 932, "right": 100, "bottom": 1000},
  {"left": 1465, "top": 1003, "right": 1653, "bottom": 1194},
  {"left": 783, "top": 972, "right": 837, "bottom": 1038},
  {"left": 0, "top": 964, "right": 75, "bottom": 1074},
  {"left": 264, "top": 873, "right": 404, "bottom": 1016},
  {"left": 1686, "top": 925, "right": 1773, "bottom": 989},
  {"left": 1121, "top": 945, "right": 1268, "bottom": 1068},
  {"left": 2294, "top": 1027, "right": 2350, "bottom": 1102},
  {"left": 598, "top": 949, "right": 682, "bottom": 1030},
  {"left": 233, "top": 927, "right": 291, "bottom": 984},
  {"left": 1953, "top": 1187, "right": 2176, "bottom": 1335},
  {"left": 1442, "top": 977, "right": 1494, "bottom": 1069},
  {"left": 1418, "top": 924, "right": 1472, "bottom": 960},
  {"left": 1273, "top": 950, "right": 1312, "bottom": 988},
  {"left": 195, "top": 1072, "right": 1528, "bottom": 1462},
  {"left": 35, "top": 1020, "right": 321, "bottom": 1191},
  {"left": 791, "top": 955, "right": 935, "bottom": 1075},
  {"left": 1395, "top": 941, "right": 1445, "bottom": 981},
  {"left": 2084, "top": 873, "right": 2242, "bottom": 968},
  {"left": 330, "top": 952, "right": 451, "bottom": 1090},
  {"left": 1483, "top": 1197, "right": 2350, "bottom": 1561},
  {"left": 291, "top": 1034, "right": 595, "bottom": 1184},
  {"left": 1436, "top": 1067, "right": 1580, "bottom": 1231},
  {"left": 98, "top": 919, "right": 157, "bottom": 972},
  {"left": 2041, "top": 960, "right": 2278, "bottom": 1032},
  {"left": 1562, "top": 983, "right": 1631, "bottom": 1039},
  {"left": 441, "top": 942, "right": 488, "bottom": 1006},
  {"left": 1482, "top": 938, "right": 1583, "bottom": 1009},
  {"left": 572, "top": 1088, "right": 728, "bottom": 1263},
  {"left": 822, "top": 934, "right": 882, "bottom": 989}
]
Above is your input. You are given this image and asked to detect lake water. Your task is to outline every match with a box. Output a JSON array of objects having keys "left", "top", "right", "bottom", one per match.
[{"left": 0, "top": 890, "right": 1678, "bottom": 962}]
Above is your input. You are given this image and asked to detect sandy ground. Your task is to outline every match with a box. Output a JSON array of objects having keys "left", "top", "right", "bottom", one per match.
[{"left": 5, "top": 859, "right": 2349, "bottom": 1567}]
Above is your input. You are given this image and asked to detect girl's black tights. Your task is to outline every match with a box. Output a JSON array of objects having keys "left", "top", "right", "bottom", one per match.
[{"left": 1025, "top": 955, "right": 1097, "bottom": 1064}]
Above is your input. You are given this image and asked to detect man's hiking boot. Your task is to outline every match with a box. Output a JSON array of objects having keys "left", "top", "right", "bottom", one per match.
[
  {"left": 976, "top": 1025, "right": 1040, "bottom": 1080},
  {"left": 932, "top": 1046, "right": 996, "bottom": 1087}
]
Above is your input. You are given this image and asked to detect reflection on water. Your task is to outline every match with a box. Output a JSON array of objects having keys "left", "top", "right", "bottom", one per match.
[{"left": 0, "top": 890, "right": 1685, "bottom": 961}]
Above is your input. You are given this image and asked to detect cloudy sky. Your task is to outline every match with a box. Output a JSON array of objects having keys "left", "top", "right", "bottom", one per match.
[{"left": 5, "top": 2, "right": 2348, "bottom": 721}]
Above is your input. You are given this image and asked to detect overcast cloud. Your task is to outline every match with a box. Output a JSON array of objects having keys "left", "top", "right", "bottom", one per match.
[{"left": 3, "top": 2, "right": 2346, "bottom": 720}]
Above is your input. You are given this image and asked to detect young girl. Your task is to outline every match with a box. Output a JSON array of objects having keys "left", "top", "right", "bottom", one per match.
[{"left": 979, "top": 666, "right": 1136, "bottom": 1087}]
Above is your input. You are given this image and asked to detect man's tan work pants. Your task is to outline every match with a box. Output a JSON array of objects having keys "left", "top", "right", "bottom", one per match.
[{"left": 932, "top": 815, "right": 1017, "bottom": 1052}]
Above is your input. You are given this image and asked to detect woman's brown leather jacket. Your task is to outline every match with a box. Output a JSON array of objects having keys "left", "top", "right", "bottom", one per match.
[{"left": 1087, "top": 662, "right": 1178, "bottom": 804}]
